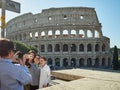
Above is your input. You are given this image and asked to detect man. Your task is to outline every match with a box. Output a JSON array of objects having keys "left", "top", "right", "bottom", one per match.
[
  {"left": 0, "top": 38, "right": 32, "bottom": 90},
  {"left": 39, "top": 56, "right": 51, "bottom": 89}
]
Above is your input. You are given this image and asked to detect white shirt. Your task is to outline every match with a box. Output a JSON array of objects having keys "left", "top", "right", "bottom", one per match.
[{"left": 39, "top": 64, "right": 51, "bottom": 89}]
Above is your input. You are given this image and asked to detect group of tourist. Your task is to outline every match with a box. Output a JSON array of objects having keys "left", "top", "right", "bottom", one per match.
[{"left": 0, "top": 38, "right": 51, "bottom": 90}]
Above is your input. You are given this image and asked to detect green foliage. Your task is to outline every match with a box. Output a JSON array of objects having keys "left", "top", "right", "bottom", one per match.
[
  {"left": 13, "top": 41, "right": 38, "bottom": 53},
  {"left": 112, "top": 46, "right": 119, "bottom": 70}
]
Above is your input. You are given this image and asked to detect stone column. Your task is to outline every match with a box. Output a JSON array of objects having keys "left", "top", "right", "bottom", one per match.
[
  {"left": 76, "top": 29, "right": 79, "bottom": 38},
  {"left": 99, "top": 56, "right": 102, "bottom": 67},
  {"left": 92, "top": 58, "right": 95, "bottom": 66},
  {"left": 84, "top": 43, "right": 87, "bottom": 54},
  {"left": 85, "top": 30, "right": 87, "bottom": 38},
  {"left": 76, "top": 58, "right": 79, "bottom": 67},
  {"left": 84, "top": 57, "right": 87, "bottom": 66},
  {"left": 68, "top": 57, "right": 71, "bottom": 66},
  {"left": 60, "top": 58, "right": 63, "bottom": 67},
  {"left": 105, "top": 56, "right": 108, "bottom": 66},
  {"left": 52, "top": 58, "right": 55, "bottom": 66}
]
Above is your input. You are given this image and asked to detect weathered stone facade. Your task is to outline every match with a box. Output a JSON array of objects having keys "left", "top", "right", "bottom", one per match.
[{"left": 6, "top": 7, "right": 112, "bottom": 68}]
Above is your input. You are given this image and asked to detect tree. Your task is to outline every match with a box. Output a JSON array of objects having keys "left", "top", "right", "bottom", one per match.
[
  {"left": 13, "top": 41, "right": 38, "bottom": 54},
  {"left": 112, "top": 46, "right": 119, "bottom": 70}
]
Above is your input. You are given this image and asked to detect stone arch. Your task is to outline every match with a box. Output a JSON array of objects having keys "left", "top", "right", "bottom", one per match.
[
  {"left": 79, "top": 29, "right": 85, "bottom": 38},
  {"left": 40, "top": 45, "right": 45, "bottom": 52},
  {"left": 71, "top": 44, "right": 76, "bottom": 52},
  {"left": 55, "top": 30, "right": 60, "bottom": 38},
  {"left": 87, "top": 44, "right": 92, "bottom": 52},
  {"left": 55, "top": 44, "right": 60, "bottom": 52},
  {"left": 47, "top": 58, "right": 53, "bottom": 65},
  {"left": 47, "top": 44, "right": 52, "bottom": 52},
  {"left": 63, "top": 58, "right": 68, "bottom": 67},
  {"left": 87, "top": 58, "right": 92, "bottom": 67},
  {"left": 79, "top": 58, "right": 84, "bottom": 66},
  {"left": 55, "top": 58, "right": 60, "bottom": 66},
  {"left": 71, "top": 30, "right": 76, "bottom": 37},
  {"left": 63, "top": 30, "right": 68, "bottom": 38},
  {"left": 35, "top": 32, "right": 38, "bottom": 38},
  {"left": 41, "top": 31, "right": 45, "bottom": 38},
  {"left": 87, "top": 30, "right": 92, "bottom": 38},
  {"left": 79, "top": 44, "right": 84, "bottom": 52},
  {"left": 94, "top": 30, "right": 100, "bottom": 38},
  {"left": 94, "top": 58, "right": 99, "bottom": 67},
  {"left": 71, "top": 58, "right": 76, "bottom": 67},
  {"left": 48, "top": 30, "right": 53, "bottom": 38},
  {"left": 30, "top": 32, "right": 33, "bottom": 39},
  {"left": 95, "top": 44, "right": 99, "bottom": 52},
  {"left": 63, "top": 44, "right": 68, "bottom": 52}
]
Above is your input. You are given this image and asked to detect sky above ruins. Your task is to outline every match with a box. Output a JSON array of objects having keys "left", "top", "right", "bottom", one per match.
[{"left": 0, "top": 0, "right": 120, "bottom": 48}]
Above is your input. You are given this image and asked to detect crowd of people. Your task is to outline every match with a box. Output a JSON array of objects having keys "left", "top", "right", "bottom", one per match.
[{"left": 0, "top": 38, "right": 51, "bottom": 90}]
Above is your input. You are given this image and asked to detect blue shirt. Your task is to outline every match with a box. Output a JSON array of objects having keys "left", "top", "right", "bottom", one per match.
[{"left": 0, "top": 58, "right": 32, "bottom": 90}]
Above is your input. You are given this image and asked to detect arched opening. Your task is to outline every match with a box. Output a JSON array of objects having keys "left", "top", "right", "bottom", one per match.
[
  {"left": 55, "top": 58, "right": 60, "bottom": 67},
  {"left": 47, "top": 44, "right": 52, "bottom": 52},
  {"left": 71, "top": 30, "right": 76, "bottom": 37},
  {"left": 94, "top": 30, "right": 100, "bottom": 38},
  {"left": 87, "top": 44, "right": 92, "bottom": 52},
  {"left": 71, "top": 58, "right": 76, "bottom": 68},
  {"left": 63, "top": 30, "right": 68, "bottom": 38},
  {"left": 41, "top": 31, "right": 45, "bottom": 38},
  {"left": 30, "top": 32, "right": 33, "bottom": 39},
  {"left": 87, "top": 30, "right": 92, "bottom": 38},
  {"left": 48, "top": 58, "right": 52, "bottom": 65},
  {"left": 87, "top": 58, "right": 92, "bottom": 67},
  {"left": 95, "top": 44, "right": 99, "bottom": 52},
  {"left": 94, "top": 58, "right": 99, "bottom": 67},
  {"left": 55, "top": 44, "right": 60, "bottom": 52},
  {"left": 79, "top": 58, "right": 84, "bottom": 66},
  {"left": 48, "top": 30, "right": 52, "bottom": 38},
  {"left": 79, "top": 30, "right": 85, "bottom": 38},
  {"left": 40, "top": 45, "right": 45, "bottom": 52},
  {"left": 55, "top": 30, "right": 60, "bottom": 38},
  {"left": 71, "top": 44, "right": 76, "bottom": 52},
  {"left": 63, "top": 44, "right": 68, "bottom": 52},
  {"left": 63, "top": 58, "right": 68, "bottom": 67},
  {"left": 79, "top": 44, "right": 84, "bottom": 52},
  {"left": 35, "top": 32, "right": 38, "bottom": 38}
]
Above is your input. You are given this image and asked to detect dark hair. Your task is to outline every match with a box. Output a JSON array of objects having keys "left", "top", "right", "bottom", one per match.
[
  {"left": 0, "top": 38, "right": 14, "bottom": 57},
  {"left": 40, "top": 56, "right": 47, "bottom": 61}
]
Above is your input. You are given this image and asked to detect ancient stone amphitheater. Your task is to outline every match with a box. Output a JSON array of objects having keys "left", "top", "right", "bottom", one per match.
[{"left": 6, "top": 7, "right": 112, "bottom": 68}]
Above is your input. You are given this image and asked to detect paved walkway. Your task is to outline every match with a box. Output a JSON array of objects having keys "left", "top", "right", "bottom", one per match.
[{"left": 37, "top": 68, "right": 120, "bottom": 90}]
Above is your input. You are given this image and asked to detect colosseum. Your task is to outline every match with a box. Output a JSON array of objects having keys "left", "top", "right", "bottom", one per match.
[{"left": 6, "top": 7, "right": 112, "bottom": 69}]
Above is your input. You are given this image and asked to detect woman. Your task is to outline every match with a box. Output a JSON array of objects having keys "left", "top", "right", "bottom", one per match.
[
  {"left": 39, "top": 56, "right": 51, "bottom": 89},
  {"left": 29, "top": 54, "right": 40, "bottom": 90}
]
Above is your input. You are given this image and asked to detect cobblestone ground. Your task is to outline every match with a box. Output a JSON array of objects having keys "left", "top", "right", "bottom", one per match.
[{"left": 37, "top": 68, "right": 120, "bottom": 90}]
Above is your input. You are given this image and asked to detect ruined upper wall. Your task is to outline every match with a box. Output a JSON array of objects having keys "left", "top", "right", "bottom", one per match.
[{"left": 6, "top": 7, "right": 101, "bottom": 33}]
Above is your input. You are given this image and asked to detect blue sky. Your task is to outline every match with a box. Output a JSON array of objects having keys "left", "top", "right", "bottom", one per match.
[{"left": 1, "top": 0, "right": 120, "bottom": 48}]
